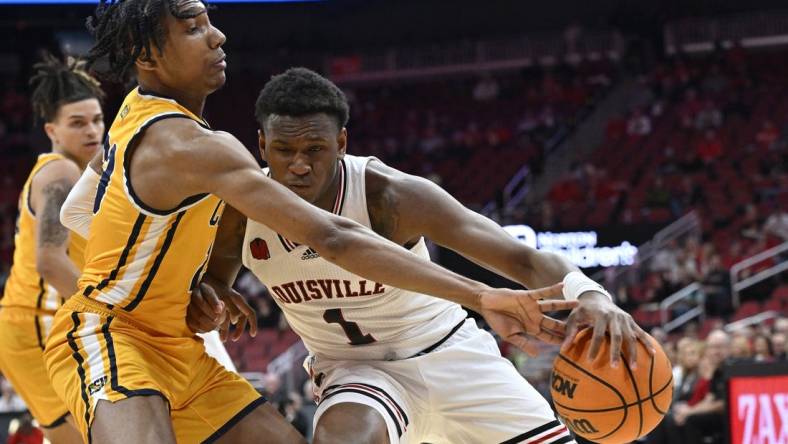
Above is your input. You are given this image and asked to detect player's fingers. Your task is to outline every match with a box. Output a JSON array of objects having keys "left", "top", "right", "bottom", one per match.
[
  {"left": 218, "top": 316, "right": 231, "bottom": 343},
  {"left": 609, "top": 317, "right": 623, "bottom": 368},
  {"left": 507, "top": 334, "right": 540, "bottom": 357},
  {"left": 561, "top": 310, "right": 581, "bottom": 351},
  {"left": 587, "top": 315, "right": 607, "bottom": 362},
  {"left": 540, "top": 315, "right": 567, "bottom": 336},
  {"left": 533, "top": 328, "right": 565, "bottom": 345},
  {"left": 528, "top": 283, "right": 564, "bottom": 300},
  {"left": 199, "top": 282, "right": 224, "bottom": 314},
  {"left": 634, "top": 323, "right": 656, "bottom": 355},
  {"left": 193, "top": 285, "right": 219, "bottom": 320},
  {"left": 231, "top": 293, "right": 258, "bottom": 338},
  {"left": 622, "top": 321, "right": 638, "bottom": 369},
  {"left": 537, "top": 299, "right": 579, "bottom": 313}
]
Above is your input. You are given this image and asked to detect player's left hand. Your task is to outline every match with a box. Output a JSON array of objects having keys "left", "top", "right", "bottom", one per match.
[
  {"left": 187, "top": 282, "right": 226, "bottom": 334},
  {"left": 562, "top": 291, "right": 655, "bottom": 368}
]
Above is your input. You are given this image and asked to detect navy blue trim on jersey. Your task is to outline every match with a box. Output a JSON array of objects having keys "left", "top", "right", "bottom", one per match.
[
  {"left": 122, "top": 113, "right": 211, "bottom": 216},
  {"left": 39, "top": 411, "right": 69, "bottom": 429},
  {"left": 123, "top": 212, "right": 184, "bottom": 311},
  {"left": 66, "top": 312, "right": 92, "bottom": 436},
  {"left": 94, "top": 143, "right": 117, "bottom": 214},
  {"left": 34, "top": 278, "right": 46, "bottom": 350},
  {"left": 202, "top": 396, "right": 267, "bottom": 444},
  {"left": 93, "top": 213, "right": 146, "bottom": 294}
]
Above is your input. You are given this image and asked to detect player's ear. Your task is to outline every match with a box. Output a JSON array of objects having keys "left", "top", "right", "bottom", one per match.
[
  {"left": 43, "top": 122, "right": 58, "bottom": 145},
  {"left": 257, "top": 129, "right": 267, "bottom": 162},
  {"left": 337, "top": 127, "right": 347, "bottom": 158},
  {"left": 135, "top": 48, "right": 158, "bottom": 73}
]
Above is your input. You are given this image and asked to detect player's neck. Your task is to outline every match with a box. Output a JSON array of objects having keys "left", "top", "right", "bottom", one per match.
[
  {"left": 312, "top": 165, "right": 342, "bottom": 213},
  {"left": 137, "top": 79, "right": 206, "bottom": 117},
  {"left": 51, "top": 146, "right": 87, "bottom": 171}
]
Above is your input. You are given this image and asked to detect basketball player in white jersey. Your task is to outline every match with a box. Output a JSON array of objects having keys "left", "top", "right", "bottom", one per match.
[{"left": 188, "top": 68, "right": 652, "bottom": 444}]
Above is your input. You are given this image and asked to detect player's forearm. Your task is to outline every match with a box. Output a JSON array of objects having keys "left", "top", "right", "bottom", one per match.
[
  {"left": 36, "top": 252, "right": 80, "bottom": 299},
  {"left": 507, "top": 248, "right": 578, "bottom": 293},
  {"left": 205, "top": 252, "right": 243, "bottom": 288},
  {"left": 315, "top": 219, "right": 489, "bottom": 311}
]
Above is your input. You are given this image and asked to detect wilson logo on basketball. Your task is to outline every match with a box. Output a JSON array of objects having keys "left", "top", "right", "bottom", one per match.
[
  {"left": 250, "top": 238, "right": 270, "bottom": 260},
  {"left": 565, "top": 417, "right": 599, "bottom": 435},
  {"left": 552, "top": 372, "right": 577, "bottom": 399}
]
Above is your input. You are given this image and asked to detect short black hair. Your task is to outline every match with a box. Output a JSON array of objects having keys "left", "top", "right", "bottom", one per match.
[
  {"left": 255, "top": 67, "right": 350, "bottom": 130},
  {"left": 29, "top": 53, "right": 105, "bottom": 123},
  {"left": 85, "top": 0, "right": 207, "bottom": 83}
]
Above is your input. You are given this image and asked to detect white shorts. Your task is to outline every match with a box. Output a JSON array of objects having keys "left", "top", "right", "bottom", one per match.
[{"left": 310, "top": 319, "right": 575, "bottom": 444}]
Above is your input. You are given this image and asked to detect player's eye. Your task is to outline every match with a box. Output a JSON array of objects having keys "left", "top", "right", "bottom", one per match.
[{"left": 309, "top": 146, "right": 323, "bottom": 152}]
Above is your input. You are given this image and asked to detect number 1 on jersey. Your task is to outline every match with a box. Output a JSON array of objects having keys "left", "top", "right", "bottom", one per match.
[{"left": 323, "top": 308, "right": 376, "bottom": 345}]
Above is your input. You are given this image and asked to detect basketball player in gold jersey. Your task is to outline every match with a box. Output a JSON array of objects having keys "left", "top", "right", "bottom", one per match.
[
  {"left": 44, "top": 1, "right": 577, "bottom": 443},
  {"left": 0, "top": 54, "right": 104, "bottom": 444}
]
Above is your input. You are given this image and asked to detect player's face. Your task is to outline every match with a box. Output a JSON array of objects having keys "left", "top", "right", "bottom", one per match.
[
  {"left": 44, "top": 98, "right": 104, "bottom": 164},
  {"left": 150, "top": 1, "right": 227, "bottom": 94},
  {"left": 260, "top": 113, "right": 347, "bottom": 204}
]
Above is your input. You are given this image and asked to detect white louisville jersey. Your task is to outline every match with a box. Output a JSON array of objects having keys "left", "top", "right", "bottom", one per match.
[{"left": 242, "top": 155, "right": 467, "bottom": 361}]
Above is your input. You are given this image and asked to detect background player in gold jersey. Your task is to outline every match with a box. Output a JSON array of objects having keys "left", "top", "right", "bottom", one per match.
[
  {"left": 45, "top": 1, "right": 576, "bottom": 443},
  {"left": 0, "top": 54, "right": 104, "bottom": 444}
]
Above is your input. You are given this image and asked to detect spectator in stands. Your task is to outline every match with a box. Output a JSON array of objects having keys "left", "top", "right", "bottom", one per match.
[
  {"left": 472, "top": 73, "right": 499, "bottom": 102},
  {"left": 694, "top": 100, "right": 723, "bottom": 130},
  {"left": 696, "top": 129, "right": 723, "bottom": 163},
  {"left": 702, "top": 254, "right": 732, "bottom": 316},
  {"left": 0, "top": 377, "right": 25, "bottom": 412},
  {"left": 674, "top": 330, "right": 730, "bottom": 443},
  {"left": 752, "top": 334, "right": 775, "bottom": 362},
  {"left": 626, "top": 108, "right": 652, "bottom": 137},
  {"left": 730, "top": 334, "right": 753, "bottom": 360},
  {"left": 278, "top": 393, "right": 309, "bottom": 438},
  {"left": 645, "top": 176, "right": 671, "bottom": 210},
  {"left": 673, "top": 337, "right": 702, "bottom": 402},
  {"left": 764, "top": 210, "right": 788, "bottom": 241},
  {"left": 772, "top": 332, "right": 787, "bottom": 360},
  {"left": 775, "top": 318, "right": 788, "bottom": 336},
  {"left": 6, "top": 413, "right": 43, "bottom": 444},
  {"left": 756, "top": 120, "right": 780, "bottom": 150}
]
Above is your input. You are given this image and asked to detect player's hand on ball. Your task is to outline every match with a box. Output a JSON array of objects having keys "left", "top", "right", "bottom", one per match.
[
  {"left": 479, "top": 283, "right": 578, "bottom": 356},
  {"left": 187, "top": 282, "right": 227, "bottom": 334},
  {"left": 562, "top": 291, "right": 655, "bottom": 368}
]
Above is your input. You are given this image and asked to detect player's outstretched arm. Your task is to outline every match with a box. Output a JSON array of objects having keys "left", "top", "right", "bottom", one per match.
[
  {"left": 186, "top": 129, "right": 489, "bottom": 310},
  {"left": 364, "top": 161, "right": 653, "bottom": 366},
  {"left": 31, "top": 159, "right": 82, "bottom": 299},
  {"left": 153, "top": 120, "right": 574, "bottom": 351}
]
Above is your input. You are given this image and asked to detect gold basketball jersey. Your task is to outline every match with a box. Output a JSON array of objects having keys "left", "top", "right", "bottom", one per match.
[
  {"left": 80, "top": 87, "right": 224, "bottom": 337},
  {"left": 2, "top": 153, "right": 86, "bottom": 314}
]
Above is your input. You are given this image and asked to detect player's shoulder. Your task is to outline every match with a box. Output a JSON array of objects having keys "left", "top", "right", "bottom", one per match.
[
  {"left": 141, "top": 118, "right": 240, "bottom": 164},
  {"left": 364, "top": 157, "right": 433, "bottom": 202},
  {"left": 31, "top": 155, "right": 81, "bottom": 188}
]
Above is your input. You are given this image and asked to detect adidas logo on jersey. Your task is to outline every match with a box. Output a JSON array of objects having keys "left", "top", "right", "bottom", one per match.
[{"left": 301, "top": 247, "right": 320, "bottom": 260}]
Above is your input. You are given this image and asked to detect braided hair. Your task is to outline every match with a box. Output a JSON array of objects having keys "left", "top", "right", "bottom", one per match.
[
  {"left": 85, "top": 0, "right": 207, "bottom": 83},
  {"left": 29, "top": 53, "right": 105, "bottom": 123}
]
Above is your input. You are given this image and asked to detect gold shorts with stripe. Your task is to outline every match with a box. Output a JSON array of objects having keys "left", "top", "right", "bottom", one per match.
[
  {"left": 0, "top": 307, "right": 70, "bottom": 428},
  {"left": 43, "top": 295, "right": 264, "bottom": 443}
]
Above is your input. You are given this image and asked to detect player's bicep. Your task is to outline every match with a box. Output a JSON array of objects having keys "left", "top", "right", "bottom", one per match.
[
  {"left": 36, "top": 178, "right": 73, "bottom": 249},
  {"left": 397, "top": 175, "right": 531, "bottom": 268},
  {"left": 198, "top": 137, "right": 334, "bottom": 247}
]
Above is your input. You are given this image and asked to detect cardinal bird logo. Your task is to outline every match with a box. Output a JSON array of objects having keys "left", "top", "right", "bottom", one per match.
[{"left": 250, "top": 238, "right": 270, "bottom": 260}]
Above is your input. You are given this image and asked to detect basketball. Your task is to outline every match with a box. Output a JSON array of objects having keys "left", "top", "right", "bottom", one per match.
[{"left": 551, "top": 328, "right": 673, "bottom": 443}]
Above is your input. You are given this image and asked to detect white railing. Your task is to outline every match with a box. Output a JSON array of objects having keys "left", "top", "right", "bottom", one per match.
[
  {"left": 725, "top": 311, "right": 781, "bottom": 333},
  {"left": 660, "top": 282, "right": 705, "bottom": 333},
  {"left": 593, "top": 211, "right": 701, "bottom": 285},
  {"left": 665, "top": 11, "right": 788, "bottom": 54},
  {"left": 328, "top": 30, "right": 623, "bottom": 84},
  {"left": 730, "top": 241, "right": 788, "bottom": 308}
]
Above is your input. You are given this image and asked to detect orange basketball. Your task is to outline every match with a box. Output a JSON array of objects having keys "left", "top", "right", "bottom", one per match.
[{"left": 550, "top": 328, "right": 673, "bottom": 443}]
